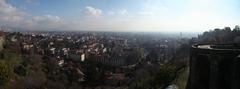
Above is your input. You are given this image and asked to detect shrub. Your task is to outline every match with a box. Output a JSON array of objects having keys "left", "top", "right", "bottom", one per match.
[
  {"left": 0, "top": 60, "right": 13, "bottom": 85},
  {"left": 155, "top": 64, "right": 176, "bottom": 88}
]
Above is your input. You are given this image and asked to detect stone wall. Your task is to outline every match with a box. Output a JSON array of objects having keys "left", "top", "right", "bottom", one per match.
[{"left": 187, "top": 44, "right": 240, "bottom": 89}]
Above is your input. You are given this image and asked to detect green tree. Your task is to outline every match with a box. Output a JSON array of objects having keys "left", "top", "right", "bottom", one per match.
[
  {"left": 129, "top": 68, "right": 153, "bottom": 89},
  {"left": 14, "top": 65, "right": 30, "bottom": 76},
  {"left": 127, "top": 48, "right": 145, "bottom": 64},
  {"left": 84, "top": 56, "right": 105, "bottom": 86},
  {"left": 233, "top": 25, "right": 240, "bottom": 32},
  {"left": 155, "top": 64, "right": 176, "bottom": 88},
  {"left": 0, "top": 60, "right": 13, "bottom": 85},
  {"left": 42, "top": 56, "right": 59, "bottom": 76}
]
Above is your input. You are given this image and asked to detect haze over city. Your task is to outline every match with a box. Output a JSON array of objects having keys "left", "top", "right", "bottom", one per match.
[{"left": 0, "top": 0, "right": 239, "bottom": 32}]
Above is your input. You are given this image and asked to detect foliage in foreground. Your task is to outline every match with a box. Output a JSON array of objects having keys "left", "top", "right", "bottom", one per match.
[{"left": 0, "top": 60, "right": 13, "bottom": 85}]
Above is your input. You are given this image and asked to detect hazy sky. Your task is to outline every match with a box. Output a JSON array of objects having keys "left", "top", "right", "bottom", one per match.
[{"left": 0, "top": 0, "right": 240, "bottom": 32}]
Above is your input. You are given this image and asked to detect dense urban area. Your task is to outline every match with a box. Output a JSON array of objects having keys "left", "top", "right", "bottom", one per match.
[{"left": 0, "top": 25, "right": 239, "bottom": 89}]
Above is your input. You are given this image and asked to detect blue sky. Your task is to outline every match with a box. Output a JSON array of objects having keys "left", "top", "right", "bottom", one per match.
[{"left": 0, "top": 0, "right": 239, "bottom": 32}]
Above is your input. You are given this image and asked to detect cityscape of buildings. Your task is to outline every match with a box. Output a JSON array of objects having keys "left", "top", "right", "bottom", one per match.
[{"left": 0, "top": 29, "right": 193, "bottom": 89}]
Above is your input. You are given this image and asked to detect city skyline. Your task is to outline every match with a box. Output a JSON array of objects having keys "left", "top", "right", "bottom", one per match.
[{"left": 1, "top": 0, "right": 240, "bottom": 32}]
